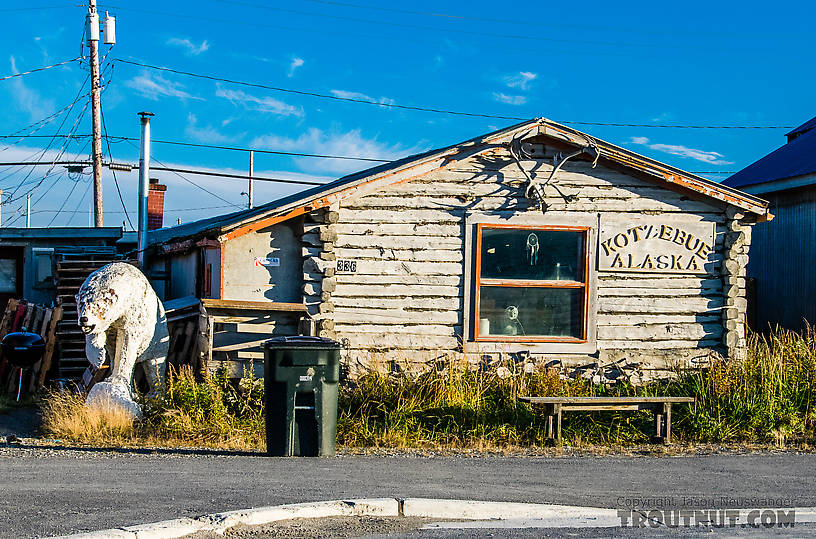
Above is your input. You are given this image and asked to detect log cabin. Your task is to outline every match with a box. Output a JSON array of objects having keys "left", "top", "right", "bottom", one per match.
[{"left": 147, "top": 118, "right": 772, "bottom": 381}]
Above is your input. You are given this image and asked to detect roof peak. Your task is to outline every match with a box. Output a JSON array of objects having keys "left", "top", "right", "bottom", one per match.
[{"left": 786, "top": 115, "right": 816, "bottom": 142}]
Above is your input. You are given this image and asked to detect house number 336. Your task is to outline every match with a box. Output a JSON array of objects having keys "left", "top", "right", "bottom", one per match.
[{"left": 336, "top": 260, "right": 357, "bottom": 273}]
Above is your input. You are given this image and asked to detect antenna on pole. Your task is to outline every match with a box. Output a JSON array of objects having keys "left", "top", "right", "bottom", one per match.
[
  {"left": 248, "top": 150, "right": 254, "bottom": 209},
  {"left": 137, "top": 112, "right": 154, "bottom": 268}
]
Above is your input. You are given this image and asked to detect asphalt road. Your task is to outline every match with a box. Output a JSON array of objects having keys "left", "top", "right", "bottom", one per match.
[{"left": 1, "top": 445, "right": 815, "bottom": 538}]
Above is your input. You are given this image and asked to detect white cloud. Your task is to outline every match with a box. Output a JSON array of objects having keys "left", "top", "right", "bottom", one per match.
[
  {"left": 185, "top": 113, "right": 238, "bottom": 144},
  {"left": 8, "top": 56, "right": 55, "bottom": 121},
  {"left": 216, "top": 85, "right": 303, "bottom": 117},
  {"left": 330, "top": 89, "right": 395, "bottom": 106},
  {"left": 167, "top": 37, "right": 209, "bottom": 56},
  {"left": 504, "top": 71, "right": 537, "bottom": 90},
  {"left": 251, "top": 128, "right": 425, "bottom": 175},
  {"left": 629, "top": 137, "right": 734, "bottom": 165},
  {"left": 492, "top": 92, "right": 526, "bottom": 106},
  {"left": 288, "top": 57, "right": 304, "bottom": 77},
  {"left": 124, "top": 71, "right": 202, "bottom": 101}
]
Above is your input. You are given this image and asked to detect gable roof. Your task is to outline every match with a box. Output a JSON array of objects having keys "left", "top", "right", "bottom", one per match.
[
  {"left": 723, "top": 119, "right": 816, "bottom": 192},
  {"left": 149, "top": 118, "right": 770, "bottom": 248},
  {"left": 786, "top": 115, "right": 816, "bottom": 141}
]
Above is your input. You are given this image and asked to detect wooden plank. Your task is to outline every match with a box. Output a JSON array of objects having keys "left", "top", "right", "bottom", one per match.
[
  {"left": 212, "top": 342, "right": 265, "bottom": 353},
  {"left": 334, "top": 324, "right": 456, "bottom": 336},
  {"left": 598, "top": 297, "right": 722, "bottom": 314},
  {"left": 21, "top": 304, "right": 35, "bottom": 331},
  {"left": 333, "top": 247, "right": 463, "bottom": 263},
  {"left": 335, "top": 235, "right": 462, "bottom": 250},
  {"left": 31, "top": 307, "right": 46, "bottom": 335},
  {"left": 342, "top": 333, "right": 459, "bottom": 350},
  {"left": 597, "top": 339, "right": 722, "bottom": 350},
  {"left": 28, "top": 308, "right": 52, "bottom": 392},
  {"left": 520, "top": 397, "right": 695, "bottom": 404},
  {"left": 335, "top": 223, "right": 462, "bottom": 237},
  {"left": 38, "top": 305, "right": 62, "bottom": 386},
  {"left": 598, "top": 323, "right": 722, "bottom": 341},
  {"left": 597, "top": 314, "right": 722, "bottom": 326},
  {"left": 333, "top": 308, "right": 461, "bottom": 325},
  {"left": 163, "top": 295, "right": 201, "bottom": 312},
  {"left": 218, "top": 323, "right": 281, "bottom": 334},
  {"left": 558, "top": 404, "right": 656, "bottom": 412},
  {"left": 333, "top": 260, "right": 463, "bottom": 276},
  {"left": 11, "top": 301, "right": 26, "bottom": 331},
  {"left": 201, "top": 298, "right": 307, "bottom": 312},
  {"left": 334, "top": 274, "right": 463, "bottom": 287},
  {"left": 599, "top": 287, "right": 720, "bottom": 298},
  {"left": 334, "top": 284, "right": 462, "bottom": 298},
  {"left": 344, "top": 194, "right": 719, "bottom": 214},
  {"left": 333, "top": 296, "right": 462, "bottom": 311}
]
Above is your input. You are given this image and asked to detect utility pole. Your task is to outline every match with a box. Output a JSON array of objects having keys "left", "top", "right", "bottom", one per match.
[
  {"left": 137, "top": 112, "right": 154, "bottom": 268},
  {"left": 87, "top": 0, "right": 103, "bottom": 227},
  {"left": 248, "top": 150, "right": 254, "bottom": 209},
  {"left": 26, "top": 194, "right": 31, "bottom": 228}
]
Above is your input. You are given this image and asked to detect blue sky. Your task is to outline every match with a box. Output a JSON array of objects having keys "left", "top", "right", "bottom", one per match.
[{"left": 0, "top": 0, "right": 811, "bottom": 228}]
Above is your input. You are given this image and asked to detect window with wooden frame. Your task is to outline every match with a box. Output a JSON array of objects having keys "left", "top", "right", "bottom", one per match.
[{"left": 474, "top": 223, "right": 590, "bottom": 343}]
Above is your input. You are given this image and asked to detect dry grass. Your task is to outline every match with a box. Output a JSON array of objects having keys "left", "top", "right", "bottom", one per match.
[
  {"left": 35, "top": 327, "right": 816, "bottom": 450},
  {"left": 40, "top": 390, "right": 137, "bottom": 443}
]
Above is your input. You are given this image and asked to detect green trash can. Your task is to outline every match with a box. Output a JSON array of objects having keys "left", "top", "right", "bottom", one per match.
[{"left": 264, "top": 336, "right": 342, "bottom": 456}]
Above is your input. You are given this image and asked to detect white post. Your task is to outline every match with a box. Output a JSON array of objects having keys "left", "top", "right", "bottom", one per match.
[
  {"left": 248, "top": 149, "right": 254, "bottom": 209},
  {"left": 26, "top": 194, "right": 30, "bottom": 228},
  {"left": 137, "top": 112, "right": 153, "bottom": 268}
]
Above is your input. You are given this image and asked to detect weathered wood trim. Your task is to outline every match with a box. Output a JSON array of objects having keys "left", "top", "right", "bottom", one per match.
[{"left": 200, "top": 298, "right": 307, "bottom": 312}]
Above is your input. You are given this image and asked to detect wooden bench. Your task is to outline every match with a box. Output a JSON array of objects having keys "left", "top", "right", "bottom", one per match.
[{"left": 519, "top": 396, "right": 695, "bottom": 445}]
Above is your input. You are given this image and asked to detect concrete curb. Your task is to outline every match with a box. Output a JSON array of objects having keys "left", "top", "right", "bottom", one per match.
[
  {"left": 52, "top": 498, "right": 617, "bottom": 538},
  {"left": 53, "top": 498, "right": 399, "bottom": 538},
  {"left": 404, "top": 498, "right": 619, "bottom": 527}
]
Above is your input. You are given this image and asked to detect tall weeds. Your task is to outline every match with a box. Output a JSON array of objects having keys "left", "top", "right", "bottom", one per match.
[{"left": 38, "top": 328, "right": 816, "bottom": 449}]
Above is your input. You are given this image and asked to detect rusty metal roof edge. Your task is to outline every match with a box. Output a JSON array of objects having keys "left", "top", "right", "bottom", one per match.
[{"left": 535, "top": 117, "right": 770, "bottom": 215}]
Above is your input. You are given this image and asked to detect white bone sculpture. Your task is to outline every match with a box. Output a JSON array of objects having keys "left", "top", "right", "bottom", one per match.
[{"left": 76, "top": 262, "right": 169, "bottom": 418}]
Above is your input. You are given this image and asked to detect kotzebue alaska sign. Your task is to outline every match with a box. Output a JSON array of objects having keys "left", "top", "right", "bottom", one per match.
[{"left": 599, "top": 216, "right": 716, "bottom": 274}]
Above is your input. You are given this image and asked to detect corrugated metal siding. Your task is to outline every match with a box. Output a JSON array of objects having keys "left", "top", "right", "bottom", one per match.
[{"left": 748, "top": 186, "right": 816, "bottom": 331}]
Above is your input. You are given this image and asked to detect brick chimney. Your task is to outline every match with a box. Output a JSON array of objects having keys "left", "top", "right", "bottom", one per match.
[{"left": 147, "top": 178, "right": 166, "bottom": 230}]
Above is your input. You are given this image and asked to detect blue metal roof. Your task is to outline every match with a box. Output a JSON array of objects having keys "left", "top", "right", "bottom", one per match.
[
  {"left": 723, "top": 127, "right": 816, "bottom": 189},
  {"left": 786, "top": 116, "right": 816, "bottom": 140}
]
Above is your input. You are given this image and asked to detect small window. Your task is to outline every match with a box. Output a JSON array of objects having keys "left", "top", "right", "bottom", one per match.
[
  {"left": 0, "top": 259, "right": 17, "bottom": 294},
  {"left": 474, "top": 224, "right": 589, "bottom": 342},
  {"left": 32, "top": 248, "right": 55, "bottom": 288}
]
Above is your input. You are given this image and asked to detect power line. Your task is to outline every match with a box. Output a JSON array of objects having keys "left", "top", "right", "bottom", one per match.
[
  {"left": 0, "top": 5, "right": 77, "bottom": 12},
  {"left": 0, "top": 133, "right": 392, "bottom": 162},
  {"left": 100, "top": 99, "right": 134, "bottom": 229},
  {"left": 106, "top": 136, "right": 392, "bottom": 162},
  {"left": 5, "top": 81, "right": 89, "bottom": 204},
  {"left": 0, "top": 57, "right": 80, "bottom": 82},
  {"left": 112, "top": 59, "right": 795, "bottom": 129},
  {"left": 150, "top": 165, "right": 324, "bottom": 186},
  {"left": 119, "top": 137, "right": 243, "bottom": 208},
  {"left": 30, "top": 204, "right": 237, "bottom": 215}
]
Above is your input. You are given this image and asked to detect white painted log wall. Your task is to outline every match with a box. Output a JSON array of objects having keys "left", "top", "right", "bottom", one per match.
[{"left": 331, "top": 150, "right": 728, "bottom": 366}]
